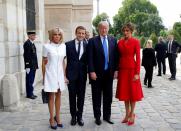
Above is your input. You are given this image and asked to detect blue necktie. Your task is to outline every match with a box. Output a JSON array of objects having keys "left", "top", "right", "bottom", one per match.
[{"left": 103, "top": 37, "right": 108, "bottom": 70}]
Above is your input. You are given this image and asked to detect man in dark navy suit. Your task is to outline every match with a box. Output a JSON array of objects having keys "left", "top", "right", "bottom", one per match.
[
  {"left": 85, "top": 30, "right": 90, "bottom": 44},
  {"left": 23, "top": 31, "right": 38, "bottom": 99},
  {"left": 87, "top": 21, "right": 118, "bottom": 125},
  {"left": 66, "top": 26, "right": 87, "bottom": 126},
  {"left": 155, "top": 36, "right": 167, "bottom": 76},
  {"left": 166, "top": 34, "right": 181, "bottom": 80}
]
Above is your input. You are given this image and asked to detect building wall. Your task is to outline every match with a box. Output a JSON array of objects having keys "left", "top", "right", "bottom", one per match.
[
  {"left": 44, "top": 0, "right": 93, "bottom": 41},
  {"left": 0, "top": 0, "right": 93, "bottom": 109},
  {"left": 0, "top": 0, "right": 45, "bottom": 109}
]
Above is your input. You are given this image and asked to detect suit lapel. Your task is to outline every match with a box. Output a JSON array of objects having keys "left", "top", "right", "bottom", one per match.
[
  {"left": 97, "top": 36, "right": 105, "bottom": 57},
  {"left": 72, "top": 40, "right": 79, "bottom": 59},
  {"left": 79, "top": 41, "right": 86, "bottom": 60},
  {"left": 107, "top": 36, "right": 112, "bottom": 60}
]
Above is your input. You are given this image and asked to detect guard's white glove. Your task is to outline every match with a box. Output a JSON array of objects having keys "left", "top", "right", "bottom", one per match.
[{"left": 26, "top": 68, "right": 30, "bottom": 74}]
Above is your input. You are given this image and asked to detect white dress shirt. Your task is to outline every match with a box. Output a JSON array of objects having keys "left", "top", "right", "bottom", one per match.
[
  {"left": 75, "top": 39, "right": 84, "bottom": 59},
  {"left": 168, "top": 40, "right": 173, "bottom": 53}
]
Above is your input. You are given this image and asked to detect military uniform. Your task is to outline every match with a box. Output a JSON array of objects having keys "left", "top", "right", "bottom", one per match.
[{"left": 23, "top": 35, "right": 38, "bottom": 99}]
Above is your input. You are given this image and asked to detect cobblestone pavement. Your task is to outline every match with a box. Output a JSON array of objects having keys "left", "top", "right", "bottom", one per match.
[{"left": 0, "top": 66, "right": 181, "bottom": 131}]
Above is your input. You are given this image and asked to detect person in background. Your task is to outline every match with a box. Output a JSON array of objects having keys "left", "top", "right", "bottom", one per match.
[
  {"left": 42, "top": 28, "right": 67, "bottom": 130},
  {"left": 85, "top": 30, "right": 90, "bottom": 44},
  {"left": 166, "top": 34, "right": 181, "bottom": 80},
  {"left": 88, "top": 21, "right": 118, "bottom": 125},
  {"left": 142, "top": 40, "right": 157, "bottom": 88},
  {"left": 155, "top": 36, "right": 167, "bottom": 76},
  {"left": 116, "top": 23, "right": 143, "bottom": 126},
  {"left": 65, "top": 26, "right": 87, "bottom": 126},
  {"left": 23, "top": 31, "right": 38, "bottom": 99}
]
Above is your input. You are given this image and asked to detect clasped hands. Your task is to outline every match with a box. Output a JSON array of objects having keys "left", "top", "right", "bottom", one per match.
[{"left": 90, "top": 71, "right": 119, "bottom": 80}]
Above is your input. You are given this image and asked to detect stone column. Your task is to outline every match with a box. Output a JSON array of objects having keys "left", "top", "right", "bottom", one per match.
[
  {"left": 34, "top": 0, "right": 45, "bottom": 83},
  {"left": 0, "top": 0, "right": 25, "bottom": 109},
  {"left": 45, "top": 0, "right": 93, "bottom": 41},
  {"left": 45, "top": 3, "right": 73, "bottom": 41},
  {"left": 1, "top": 74, "right": 20, "bottom": 111},
  {"left": 0, "top": 0, "right": 45, "bottom": 110}
]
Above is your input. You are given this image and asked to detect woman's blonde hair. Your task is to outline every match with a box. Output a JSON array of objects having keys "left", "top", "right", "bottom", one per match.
[
  {"left": 145, "top": 39, "right": 153, "bottom": 48},
  {"left": 48, "top": 27, "right": 64, "bottom": 43}
]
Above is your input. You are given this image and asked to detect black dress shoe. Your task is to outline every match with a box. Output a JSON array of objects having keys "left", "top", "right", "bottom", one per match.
[
  {"left": 148, "top": 85, "right": 154, "bottom": 88},
  {"left": 33, "top": 95, "right": 37, "bottom": 98},
  {"left": 77, "top": 118, "right": 84, "bottom": 126},
  {"left": 103, "top": 118, "right": 114, "bottom": 124},
  {"left": 70, "top": 117, "right": 76, "bottom": 126},
  {"left": 95, "top": 118, "right": 101, "bottom": 125},
  {"left": 26, "top": 95, "right": 36, "bottom": 99},
  {"left": 169, "top": 77, "right": 176, "bottom": 80}
]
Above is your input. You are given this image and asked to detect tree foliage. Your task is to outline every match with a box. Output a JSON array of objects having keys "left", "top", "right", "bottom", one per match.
[
  {"left": 149, "top": 33, "right": 158, "bottom": 47},
  {"left": 113, "top": 0, "right": 164, "bottom": 38},
  {"left": 173, "top": 22, "right": 181, "bottom": 36},
  {"left": 159, "top": 29, "right": 168, "bottom": 38},
  {"left": 172, "top": 22, "right": 181, "bottom": 43},
  {"left": 92, "top": 13, "right": 113, "bottom": 35},
  {"left": 139, "top": 36, "right": 147, "bottom": 48}
]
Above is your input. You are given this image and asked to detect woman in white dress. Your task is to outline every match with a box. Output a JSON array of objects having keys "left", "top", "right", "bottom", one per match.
[{"left": 42, "top": 27, "right": 68, "bottom": 129}]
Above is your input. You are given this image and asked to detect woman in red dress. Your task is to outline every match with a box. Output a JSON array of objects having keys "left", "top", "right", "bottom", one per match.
[{"left": 116, "top": 23, "right": 143, "bottom": 126}]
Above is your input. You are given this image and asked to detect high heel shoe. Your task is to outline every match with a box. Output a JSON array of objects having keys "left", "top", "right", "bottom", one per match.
[
  {"left": 121, "top": 118, "right": 129, "bottom": 123},
  {"left": 49, "top": 119, "right": 57, "bottom": 130},
  {"left": 54, "top": 116, "right": 64, "bottom": 128},
  {"left": 122, "top": 110, "right": 130, "bottom": 123},
  {"left": 121, "top": 116, "right": 129, "bottom": 123},
  {"left": 127, "top": 114, "right": 135, "bottom": 126}
]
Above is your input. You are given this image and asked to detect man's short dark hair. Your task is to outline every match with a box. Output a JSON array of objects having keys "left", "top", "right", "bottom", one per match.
[{"left": 75, "top": 26, "right": 86, "bottom": 33}]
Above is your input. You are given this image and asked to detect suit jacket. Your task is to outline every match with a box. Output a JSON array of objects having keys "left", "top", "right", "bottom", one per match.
[
  {"left": 88, "top": 35, "right": 118, "bottom": 78},
  {"left": 155, "top": 42, "right": 167, "bottom": 60},
  {"left": 118, "top": 37, "right": 141, "bottom": 74},
  {"left": 142, "top": 48, "right": 157, "bottom": 67},
  {"left": 166, "top": 40, "right": 181, "bottom": 55},
  {"left": 66, "top": 40, "right": 87, "bottom": 81},
  {"left": 23, "top": 39, "right": 38, "bottom": 69}
]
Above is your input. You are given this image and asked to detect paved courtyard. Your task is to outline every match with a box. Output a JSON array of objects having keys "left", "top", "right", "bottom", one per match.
[{"left": 0, "top": 56, "right": 181, "bottom": 131}]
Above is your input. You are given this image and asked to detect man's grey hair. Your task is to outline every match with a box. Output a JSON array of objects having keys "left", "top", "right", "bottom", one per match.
[
  {"left": 98, "top": 21, "right": 109, "bottom": 28},
  {"left": 158, "top": 36, "right": 163, "bottom": 43}
]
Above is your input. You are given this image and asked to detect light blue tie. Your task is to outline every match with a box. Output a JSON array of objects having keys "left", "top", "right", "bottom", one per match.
[{"left": 103, "top": 36, "right": 108, "bottom": 70}]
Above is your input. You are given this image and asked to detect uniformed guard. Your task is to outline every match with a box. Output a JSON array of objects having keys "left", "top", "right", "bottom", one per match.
[{"left": 23, "top": 31, "right": 38, "bottom": 99}]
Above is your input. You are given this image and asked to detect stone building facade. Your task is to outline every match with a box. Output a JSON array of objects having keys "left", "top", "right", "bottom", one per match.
[{"left": 0, "top": 0, "right": 93, "bottom": 110}]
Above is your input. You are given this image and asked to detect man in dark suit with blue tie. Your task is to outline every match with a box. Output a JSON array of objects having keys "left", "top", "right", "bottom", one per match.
[
  {"left": 65, "top": 26, "right": 87, "bottom": 126},
  {"left": 88, "top": 21, "right": 118, "bottom": 125},
  {"left": 23, "top": 31, "right": 38, "bottom": 99},
  {"left": 167, "top": 34, "right": 181, "bottom": 80}
]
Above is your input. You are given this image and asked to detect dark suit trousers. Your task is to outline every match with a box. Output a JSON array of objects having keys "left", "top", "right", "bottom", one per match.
[
  {"left": 68, "top": 76, "right": 86, "bottom": 119},
  {"left": 144, "top": 66, "right": 153, "bottom": 86},
  {"left": 91, "top": 70, "right": 113, "bottom": 120},
  {"left": 168, "top": 53, "right": 177, "bottom": 78},
  {"left": 157, "top": 58, "right": 166, "bottom": 75},
  {"left": 26, "top": 69, "right": 36, "bottom": 97}
]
